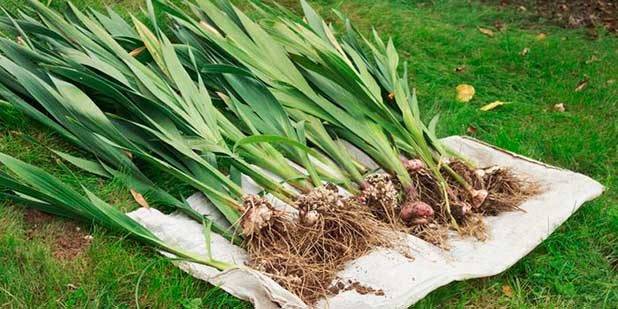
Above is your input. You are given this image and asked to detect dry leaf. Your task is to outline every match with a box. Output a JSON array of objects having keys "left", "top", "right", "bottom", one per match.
[
  {"left": 478, "top": 27, "right": 495, "bottom": 37},
  {"left": 502, "top": 285, "right": 514, "bottom": 297},
  {"left": 518, "top": 6, "right": 527, "bottom": 12},
  {"left": 520, "top": 47, "right": 530, "bottom": 56},
  {"left": 553, "top": 103, "right": 566, "bottom": 112},
  {"left": 128, "top": 46, "right": 145, "bottom": 57},
  {"left": 130, "top": 189, "right": 150, "bottom": 209},
  {"left": 466, "top": 125, "right": 477, "bottom": 135},
  {"left": 200, "top": 21, "right": 222, "bottom": 37},
  {"left": 456, "top": 84, "right": 475, "bottom": 102},
  {"left": 575, "top": 76, "right": 589, "bottom": 92},
  {"left": 536, "top": 33, "right": 547, "bottom": 41},
  {"left": 607, "top": 79, "right": 616, "bottom": 85},
  {"left": 454, "top": 65, "right": 466, "bottom": 73},
  {"left": 480, "top": 100, "right": 508, "bottom": 111},
  {"left": 585, "top": 55, "right": 599, "bottom": 64},
  {"left": 123, "top": 151, "right": 133, "bottom": 159}
]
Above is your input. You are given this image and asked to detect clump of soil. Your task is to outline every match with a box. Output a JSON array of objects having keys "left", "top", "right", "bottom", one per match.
[
  {"left": 328, "top": 279, "right": 385, "bottom": 296},
  {"left": 23, "top": 209, "right": 92, "bottom": 260},
  {"left": 495, "top": 0, "right": 617, "bottom": 34},
  {"left": 242, "top": 187, "right": 389, "bottom": 304}
]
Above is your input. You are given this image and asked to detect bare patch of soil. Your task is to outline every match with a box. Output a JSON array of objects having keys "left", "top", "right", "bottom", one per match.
[
  {"left": 23, "top": 208, "right": 54, "bottom": 226},
  {"left": 51, "top": 226, "right": 92, "bottom": 260},
  {"left": 23, "top": 209, "right": 92, "bottom": 261},
  {"left": 496, "top": 0, "right": 617, "bottom": 35}
]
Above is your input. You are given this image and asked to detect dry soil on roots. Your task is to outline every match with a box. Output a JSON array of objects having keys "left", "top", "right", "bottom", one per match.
[
  {"left": 360, "top": 160, "right": 538, "bottom": 247},
  {"left": 241, "top": 187, "right": 390, "bottom": 304}
]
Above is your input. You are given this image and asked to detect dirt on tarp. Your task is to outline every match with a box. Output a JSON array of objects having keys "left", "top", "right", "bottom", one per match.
[
  {"left": 23, "top": 208, "right": 92, "bottom": 261},
  {"left": 495, "top": 0, "right": 617, "bottom": 35},
  {"left": 328, "top": 279, "right": 385, "bottom": 297}
]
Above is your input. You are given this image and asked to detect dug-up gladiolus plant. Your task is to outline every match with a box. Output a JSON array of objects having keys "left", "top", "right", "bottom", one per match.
[
  {"left": 0, "top": 1, "right": 390, "bottom": 303},
  {"left": 156, "top": 0, "right": 537, "bottom": 244}
]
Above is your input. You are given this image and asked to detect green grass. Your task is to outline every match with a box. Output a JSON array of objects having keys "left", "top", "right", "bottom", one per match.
[{"left": 0, "top": 0, "right": 616, "bottom": 307}]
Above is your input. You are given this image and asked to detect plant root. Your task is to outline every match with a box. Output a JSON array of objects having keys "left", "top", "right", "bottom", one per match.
[
  {"left": 360, "top": 159, "right": 538, "bottom": 247},
  {"left": 244, "top": 186, "right": 389, "bottom": 304},
  {"left": 446, "top": 161, "right": 540, "bottom": 216}
]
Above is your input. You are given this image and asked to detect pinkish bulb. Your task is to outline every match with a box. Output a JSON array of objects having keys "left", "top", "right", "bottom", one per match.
[
  {"left": 403, "top": 159, "right": 425, "bottom": 172},
  {"left": 400, "top": 201, "right": 434, "bottom": 222}
]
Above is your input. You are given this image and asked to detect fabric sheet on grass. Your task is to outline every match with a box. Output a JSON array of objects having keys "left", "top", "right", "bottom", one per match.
[{"left": 128, "top": 136, "right": 605, "bottom": 308}]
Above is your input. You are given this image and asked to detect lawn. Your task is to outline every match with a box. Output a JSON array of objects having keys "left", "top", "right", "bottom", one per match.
[{"left": 0, "top": 0, "right": 616, "bottom": 308}]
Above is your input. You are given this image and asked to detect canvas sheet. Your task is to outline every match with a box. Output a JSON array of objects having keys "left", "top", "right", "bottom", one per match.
[{"left": 128, "top": 136, "right": 605, "bottom": 308}]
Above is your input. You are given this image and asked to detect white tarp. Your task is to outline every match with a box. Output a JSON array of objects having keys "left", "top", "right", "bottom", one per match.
[{"left": 128, "top": 136, "right": 605, "bottom": 308}]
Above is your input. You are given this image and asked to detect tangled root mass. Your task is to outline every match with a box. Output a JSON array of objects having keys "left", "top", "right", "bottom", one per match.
[
  {"left": 242, "top": 186, "right": 389, "bottom": 304},
  {"left": 359, "top": 159, "right": 538, "bottom": 246}
]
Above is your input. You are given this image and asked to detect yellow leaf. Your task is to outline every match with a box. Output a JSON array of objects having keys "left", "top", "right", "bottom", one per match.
[
  {"left": 574, "top": 76, "right": 589, "bottom": 92},
  {"left": 478, "top": 27, "right": 495, "bottom": 37},
  {"left": 456, "top": 84, "right": 475, "bottom": 102},
  {"left": 536, "top": 33, "right": 547, "bottom": 41},
  {"left": 480, "top": 100, "right": 508, "bottom": 111},
  {"left": 502, "top": 285, "right": 514, "bottom": 297},
  {"left": 520, "top": 47, "right": 530, "bottom": 56},
  {"left": 130, "top": 189, "right": 150, "bottom": 209},
  {"left": 553, "top": 103, "right": 566, "bottom": 112},
  {"left": 128, "top": 46, "right": 145, "bottom": 57}
]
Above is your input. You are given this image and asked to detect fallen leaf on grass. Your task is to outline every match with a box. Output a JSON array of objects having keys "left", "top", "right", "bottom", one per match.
[
  {"left": 454, "top": 65, "right": 466, "bottom": 73},
  {"left": 553, "top": 103, "right": 566, "bottom": 112},
  {"left": 456, "top": 84, "right": 475, "bottom": 102},
  {"left": 502, "top": 285, "right": 514, "bottom": 297},
  {"left": 607, "top": 79, "right": 615, "bottom": 85},
  {"left": 536, "top": 33, "right": 547, "bottom": 41},
  {"left": 520, "top": 47, "right": 530, "bottom": 56},
  {"left": 478, "top": 27, "right": 495, "bottom": 37},
  {"left": 130, "top": 189, "right": 150, "bottom": 209},
  {"left": 480, "top": 101, "right": 508, "bottom": 111},
  {"left": 585, "top": 55, "right": 599, "bottom": 64},
  {"left": 466, "top": 125, "right": 477, "bottom": 135},
  {"left": 575, "top": 76, "right": 589, "bottom": 92}
]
